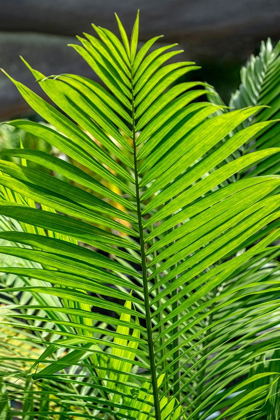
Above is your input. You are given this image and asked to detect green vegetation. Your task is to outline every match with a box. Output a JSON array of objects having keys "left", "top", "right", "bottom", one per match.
[{"left": 0, "top": 13, "right": 280, "bottom": 420}]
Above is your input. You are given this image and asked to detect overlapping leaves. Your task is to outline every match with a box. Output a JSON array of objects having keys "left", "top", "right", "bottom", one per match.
[{"left": 0, "top": 12, "right": 280, "bottom": 420}]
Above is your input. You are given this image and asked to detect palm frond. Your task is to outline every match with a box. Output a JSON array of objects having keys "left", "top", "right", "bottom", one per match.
[{"left": 0, "top": 13, "right": 280, "bottom": 419}]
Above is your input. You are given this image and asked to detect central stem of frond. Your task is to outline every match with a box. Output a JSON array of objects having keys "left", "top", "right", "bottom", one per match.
[{"left": 130, "top": 69, "right": 162, "bottom": 419}]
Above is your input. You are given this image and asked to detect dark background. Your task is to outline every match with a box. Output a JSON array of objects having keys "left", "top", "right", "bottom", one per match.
[{"left": 0, "top": 0, "right": 280, "bottom": 119}]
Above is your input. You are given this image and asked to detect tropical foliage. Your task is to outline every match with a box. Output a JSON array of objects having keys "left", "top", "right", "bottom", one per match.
[{"left": 0, "top": 12, "right": 280, "bottom": 420}]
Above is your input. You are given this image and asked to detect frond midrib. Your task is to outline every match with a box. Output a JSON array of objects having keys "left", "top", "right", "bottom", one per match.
[{"left": 130, "top": 57, "right": 162, "bottom": 419}]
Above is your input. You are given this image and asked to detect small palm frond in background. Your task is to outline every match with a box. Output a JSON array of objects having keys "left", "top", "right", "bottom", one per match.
[
  {"left": 0, "top": 12, "right": 280, "bottom": 420},
  {"left": 208, "top": 38, "right": 280, "bottom": 179}
]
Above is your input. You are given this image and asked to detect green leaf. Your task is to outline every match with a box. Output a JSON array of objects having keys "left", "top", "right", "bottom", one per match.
[
  {"left": 130, "top": 10, "right": 140, "bottom": 62},
  {"left": 1, "top": 14, "right": 280, "bottom": 420}
]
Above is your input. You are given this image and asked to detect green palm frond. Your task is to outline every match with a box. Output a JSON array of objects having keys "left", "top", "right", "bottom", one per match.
[
  {"left": 231, "top": 39, "right": 280, "bottom": 178},
  {"left": 208, "top": 38, "right": 280, "bottom": 181},
  {"left": 0, "top": 12, "right": 280, "bottom": 419}
]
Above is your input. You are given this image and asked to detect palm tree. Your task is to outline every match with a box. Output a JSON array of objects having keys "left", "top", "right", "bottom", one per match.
[{"left": 0, "top": 12, "right": 280, "bottom": 420}]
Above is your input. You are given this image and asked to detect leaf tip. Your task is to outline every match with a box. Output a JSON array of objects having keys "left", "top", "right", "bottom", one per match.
[
  {"left": 0, "top": 68, "right": 13, "bottom": 82},
  {"left": 19, "top": 56, "right": 32, "bottom": 72}
]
